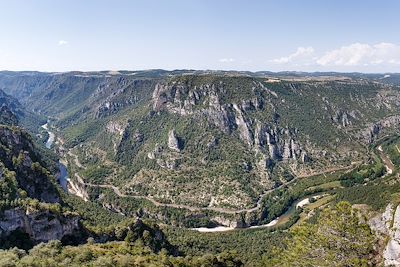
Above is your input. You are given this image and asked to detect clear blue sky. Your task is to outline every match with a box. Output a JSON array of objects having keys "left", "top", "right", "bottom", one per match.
[{"left": 0, "top": 0, "right": 399, "bottom": 72}]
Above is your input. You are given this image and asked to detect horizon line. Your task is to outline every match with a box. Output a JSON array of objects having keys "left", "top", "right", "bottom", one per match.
[{"left": 0, "top": 69, "right": 399, "bottom": 75}]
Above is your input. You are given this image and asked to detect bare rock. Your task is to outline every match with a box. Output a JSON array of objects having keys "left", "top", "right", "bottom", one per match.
[
  {"left": 0, "top": 207, "right": 81, "bottom": 244},
  {"left": 168, "top": 129, "right": 182, "bottom": 152}
]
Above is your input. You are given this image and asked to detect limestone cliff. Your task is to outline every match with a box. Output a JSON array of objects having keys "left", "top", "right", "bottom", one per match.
[
  {"left": 370, "top": 203, "right": 400, "bottom": 266},
  {"left": 152, "top": 78, "right": 310, "bottom": 167},
  {"left": 0, "top": 207, "right": 80, "bottom": 245}
]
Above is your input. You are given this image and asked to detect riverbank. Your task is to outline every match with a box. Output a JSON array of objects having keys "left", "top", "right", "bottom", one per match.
[
  {"left": 191, "top": 193, "right": 325, "bottom": 232},
  {"left": 41, "top": 122, "right": 68, "bottom": 192},
  {"left": 41, "top": 123, "right": 55, "bottom": 149}
]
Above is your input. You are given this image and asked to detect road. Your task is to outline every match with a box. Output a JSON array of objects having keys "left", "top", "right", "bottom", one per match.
[
  {"left": 52, "top": 125, "right": 397, "bottom": 231},
  {"left": 77, "top": 162, "right": 356, "bottom": 214},
  {"left": 74, "top": 143, "right": 394, "bottom": 215}
]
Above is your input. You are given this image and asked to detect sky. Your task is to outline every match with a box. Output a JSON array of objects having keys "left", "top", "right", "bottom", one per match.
[{"left": 0, "top": 0, "right": 400, "bottom": 73}]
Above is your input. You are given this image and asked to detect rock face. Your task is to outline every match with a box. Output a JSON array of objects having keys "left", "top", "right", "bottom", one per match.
[
  {"left": 384, "top": 205, "right": 400, "bottom": 266},
  {"left": 168, "top": 129, "right": 182, "bottom": 152},
  {"left": 232, "top": 104, "right": 253, "bottom": 146},
  {"left": 332, "top": 110, "right": 358, "bottom": 127},
  {"left": 106, "top": 120, "right": 130, "bottom": 153},
  {"left": 67, "top": 179, "right": 90, "bottom": 202},
  {"left": 106, "top": 121, "right": 126, "bottom": 136},
  {"left": 359, "top": 115, "right": 400, "bottom": 144},
  {"left": 93, "top": 79, "right": 157, "bottom": 119},
  {"left": 369, "top": 203, "right": 400, "bottom": 266},
  {"left": 370, "top": 204, "right": 393, "bottom": 237},
  {"left": 152, "top": 79, "right": 310, "bottom": 166},
  {"left": 152, "top": 82, "right": 238, "bottom": 133},
  {"left": 0, "top": 208, "right": 81, "bottom": 244},
  {"left": 254, "top": 122, "right": 307, "bottom": 163}
]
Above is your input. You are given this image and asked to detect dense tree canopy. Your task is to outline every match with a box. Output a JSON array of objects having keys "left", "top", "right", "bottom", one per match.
[{"left": 263, "top": 202, "right": 377, "bottom": 267}]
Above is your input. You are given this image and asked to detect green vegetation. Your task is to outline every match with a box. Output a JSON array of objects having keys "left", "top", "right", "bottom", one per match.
[
  {"left": 0, "top": 201, "right": 377, "bottom": 266},
  {"left": 258, "top": 171, "right": 340, "bottom": 224},
  {"left": 0, "top": 164, "right": 18, "bottom": 203},
  {"left": 80, "top": 165, "right": 113, "bottom": 184},
  {"left": 3, "top": 72, "right": 400, "bottom": 266},
  {"left": 381, "top": 136, "right": 400, "bottom": 166},
  {"left": 0, "top": 240, "right": 243, "bottom": 267},
  {"left": 263, "top": 202, "right": 377, "bottom": 266},
  {"left": 336, "top": 182, "right": 400, "bottom": 210},
  {"left": 61, "top": 192, "right": 126, "bottom": 229},
  {"left": 335, "top": 146, "right": 399, "bottom": 210},
  {"left": 51, "top": 73, "right": 394, "bottom": 215},
  {"left": 164, "top": 226, "right": 287, "bottom": 265},
  {"left": 339, "top": 155, "right": 385, "bottom": 187}
]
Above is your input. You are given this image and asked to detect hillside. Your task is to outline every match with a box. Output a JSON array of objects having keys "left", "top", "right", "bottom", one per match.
[
  {"left": 0, "top": 96, "right": 258, "bottom": 266},
  {"left": 0, "top": 89, "right": 44, "bottom": 132},
  {"left": 3, "top": 71, "right": 400, "bottom": 265},
  {"left": 0, "top": 112, "right": 80, "bottom": 248},
  {"left": 0, "top": 99, "right": 173, "bottom": 254},
  {"left": 2, "top": 72, "right": 400, "bottom": 227}
]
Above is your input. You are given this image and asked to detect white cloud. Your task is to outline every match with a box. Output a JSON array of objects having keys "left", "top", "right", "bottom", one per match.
[
  {"left": 268, "top": 43, "right": 400, "bottom": 71},
  {"left": 58, "top": 40, "right": 68, "bottom": 46},
  {"left": 317, "top": 42, "right": 400, "bottom": 66},
  {"left": 219, "top": 58, "right": 235, "bottom": 63},
  {"left": 271, "top": 46, "right": 315, "bottom": 64}
]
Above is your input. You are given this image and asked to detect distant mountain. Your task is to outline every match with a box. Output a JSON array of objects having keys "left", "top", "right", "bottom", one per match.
[{"left": 0, "top": 88, "right": 44, "bottom": 132}]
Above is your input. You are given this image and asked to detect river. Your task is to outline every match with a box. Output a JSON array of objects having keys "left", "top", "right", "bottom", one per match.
[
  {"left": 39, "top": 122, "right": 324, "bottom": 230},
  {"left": 41, "top": 123, "right": 55, "bottom": 149},
  {"left": 192, "top": 193, "right": 324, "bottom": 232},
  {"left": 41, "top": 123, "right": 68, "bottom": 191}
]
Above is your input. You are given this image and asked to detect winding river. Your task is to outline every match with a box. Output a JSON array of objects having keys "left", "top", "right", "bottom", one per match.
[
  {"left": 192, "top": 193, "right": 324, "bottom": 232},
  {"left": 41, "top": 123, "right": 55, "bottom": 149},
  {"left": 41, "top": 123, "right": 68, "bottom": 191},
  {"left": 39, "top": 122, "right": 329, "bottom": 232}
]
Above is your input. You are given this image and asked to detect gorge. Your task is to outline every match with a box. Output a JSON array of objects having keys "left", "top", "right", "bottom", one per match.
[{"left": 1, "top": 70, "right": 400, "bottom": 266}]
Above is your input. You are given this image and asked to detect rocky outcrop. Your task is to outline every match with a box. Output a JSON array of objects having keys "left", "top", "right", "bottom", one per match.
[
  {"left": 146, "top": 143, "right": 179, "bottom": 170},
  {"left": 254, "top": 122, "right": 308, "bottom": 163},
  {"left": 369, "top": 203, "right": 400, "bottom": 266},
  {"left": 152, "top": 80, "right": 310, "bottom": 165},
  {"left": 370, "top": 204, "right": 393, "bottom": 236},
  {"left": 152, "top": 82, "right": 239, "bottom": 133},
  {"left": 96, "top": 101, "right": 124, "bottom": 118},
  {"left": 106, "top": 120, "right": 130, "bottom": 153},
  {"left": 168, "top": 129, "right": 182, "bottom": 152},
  {"left": 211, "top": 216, "right": 241, "bottom": 228},
  {"left": 361, "top": 124, "right": 382, "bottom": 144},
  {"left": 233, "top": 104, "right": 253, "bottom": 146},
  {"left": 106, "top": 121, "right": 126, "bottom": 136},
  {"left": 95, "top": 79, "right": 157, "bottom": 119},
  {"left": 0, "top": 207, "right": 81, "bottom": 244},
  {"left": 384, "top": 205, "right": 400, "bottom": 266},
  {"left": 147, "top": 144, "right": 163, "bottom": 160},
  {"left": 332, "top": 110, "right": 358, "bottom": 127},
  {"left": 67, "top": 178, "right": 90, "bottom": 202},
  {"left": 360, "top": 115, "right": 400, "bottom": 143}
]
